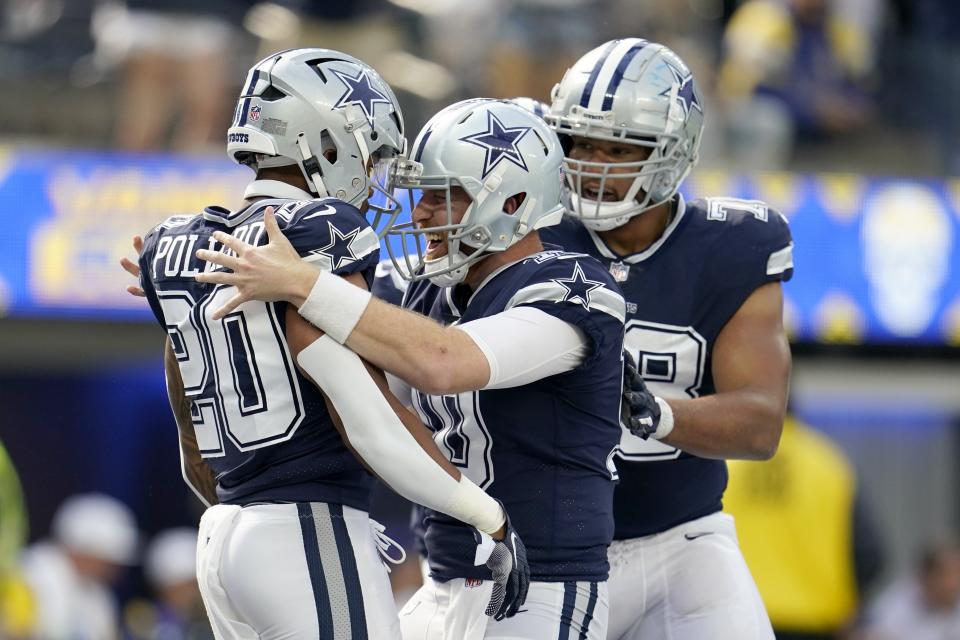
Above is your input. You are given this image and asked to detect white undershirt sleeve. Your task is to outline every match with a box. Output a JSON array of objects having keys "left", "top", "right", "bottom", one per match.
[
  {"left": 297, "top": 335, "right": 505, "bottom": 534},
  {"left": 456, "top": 306, "right": 590, "bottom": 390}
]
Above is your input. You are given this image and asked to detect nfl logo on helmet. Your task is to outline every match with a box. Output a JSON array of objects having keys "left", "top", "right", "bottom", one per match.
[{"left": 249, "top": 105, "right": 261, "bottom": 122}]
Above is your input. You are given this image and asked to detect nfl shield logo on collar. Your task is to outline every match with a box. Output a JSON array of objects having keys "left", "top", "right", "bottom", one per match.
[
  {"left": 249, "top": 105, "right": 261, "bottom": 122},
  {"left": 609, "top": 261, "right": 629, "bottom": 283}
]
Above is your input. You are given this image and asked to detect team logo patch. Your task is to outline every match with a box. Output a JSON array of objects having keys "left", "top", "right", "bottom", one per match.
[
  {"left": 331, "top": 68, "right": 393, "bottom": 126},
  {"left": 307, "top": 221, "right": 360, "bottom": 270},
  {"left": 553, "top": 261, "right": 605, "bottom": 311},
  {"left": 249, "top": 105, "right": 261, "bottom": 122},
  {"left": 660, "top": 64, "right": 701, "bottom": 118},
  {"left": 459, "top": 111, "right": 532, "bottom": 179},
  {"left": 465, "top": 578, "right": 484, "bottom": 588},
  {"left": 609, "top": 261, "right": 630, "bottom": 283}
]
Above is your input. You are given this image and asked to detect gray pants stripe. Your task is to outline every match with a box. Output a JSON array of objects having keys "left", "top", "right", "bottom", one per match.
[{"left": 310, "top": 502, "right": 356, "bottom": 638}]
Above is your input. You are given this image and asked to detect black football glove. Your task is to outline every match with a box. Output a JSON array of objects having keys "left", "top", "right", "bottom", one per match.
[
  {"left": 474, "top": 505, "right": 529, "bottom": 620},
  {"left": 621, "top": 350, "right": 663, "bottom": 439}
]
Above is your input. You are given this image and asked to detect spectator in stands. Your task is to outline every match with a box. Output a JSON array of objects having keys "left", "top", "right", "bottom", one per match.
[
  {"left": 98, "top": 0, "right": 252, "bottom": 152},
  {"left": 717, "top": 0, "right": 877, "bottom": 168},
  {"left": 724, "top": 414, "right": 885, "bottom": 640},
  {"left": 0, "top": 441, "right": 33, "bottom": 639},
  {"left": 124, "top": 527, "right": 213, "bottom": 640},
  {"left": 19, "top": 493, "right": 138, "bottom": 640},
  {"left": 909, "top": 0, "right": 960, "bottom": 175},
  {"left": 861, "top": 537, "right": 960, "bottom": 640}
]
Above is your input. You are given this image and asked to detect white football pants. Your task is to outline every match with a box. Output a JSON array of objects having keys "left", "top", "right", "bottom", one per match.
[
  {"left": 399, "top": 576, "right": 607, "bottom": 640},
  {"left": 196, "top": 502, "right": 401, "bottom": 640},
  {"left": 607, "top": 511, "right": 774, "bottom": 640}
]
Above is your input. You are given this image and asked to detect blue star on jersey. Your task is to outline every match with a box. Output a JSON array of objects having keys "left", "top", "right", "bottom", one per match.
[
  {"left": 459, "top": 111, "right": 531, "bottom": 179},
  {"left": 553, "top": 261, "right": 605, "bottom": 311},
  {"left": 310, "top": 221, "right": 359, "bottom": 270},
  {"left": 661, "top": 64, "right": 701, "bottom": 117},
  {"left": 331, "top": 68, "right": 392, "bottom": 126}
]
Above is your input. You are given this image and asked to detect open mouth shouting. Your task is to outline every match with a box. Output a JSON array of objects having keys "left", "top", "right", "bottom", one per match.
[
  {"left": 424, "top": 230, "right": 448, "bottom": 259},
  {"left": 582, "top": 183, "right": 620, "bottom": 202}
]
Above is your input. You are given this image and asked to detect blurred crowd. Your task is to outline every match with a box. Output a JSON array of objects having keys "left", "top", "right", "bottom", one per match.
[
  {"left": 4, "top": 425, "right": 960, "bottom": 639},
  {"left": 0, "top": 0, "right": 958, "bottom": 175}
]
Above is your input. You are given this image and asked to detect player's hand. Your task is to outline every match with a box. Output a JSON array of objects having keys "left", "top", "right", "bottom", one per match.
[
  {"left": 621, "top": 350, "right": 665, "bottom": 439},
  {"left": 119, "top": 235, "right": 145, "bottom": 297},
  {"left": 474, "top": 506, "right": 529, "bottom": 620},
  {"left": 195, "top": 207, "right": 316, "bottom": 320}
]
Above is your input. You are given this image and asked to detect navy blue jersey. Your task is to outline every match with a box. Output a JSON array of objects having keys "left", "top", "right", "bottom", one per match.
[
  {"left": 541, "top": 195, "right": 794, "bottom": 539},
  {"left": 370, "top": 259, "right": 408, "bottom": 306},
  {"left": 403, "top": 251, "right": 626, "bottom": 582},
  {"left": 139, "top": 196, "right": 381, "bottom": 507}
]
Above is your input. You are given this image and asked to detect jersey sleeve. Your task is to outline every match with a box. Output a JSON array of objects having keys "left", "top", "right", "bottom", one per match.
[
  {"left": 278, "top": 199, "right": 380, "bottom": 286},
  {"left": 137, "top": 224, "right": 168, "bottom": 331},
  {"left": 503, "top": 256, "right": 626, "bottom": 368},
  {"left": 703, "top": 199, "right": 794, "bottom": 325}
]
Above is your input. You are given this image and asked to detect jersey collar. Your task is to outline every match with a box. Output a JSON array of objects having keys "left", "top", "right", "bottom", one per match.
[
  {"left": 586, "top": 193, "right": 687, "bottom": 264},
  {"left": 243, "top": 179, "right": 315, "bottom": 202},
  {"left": 465, "top": 255, "right": 529, "bottom": 308}
]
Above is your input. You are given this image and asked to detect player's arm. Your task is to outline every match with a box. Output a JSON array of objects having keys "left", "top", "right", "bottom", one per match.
[
  {"left": 659, "top": 282, "right": 790, "bottom": 460},
  {"left": 197, "top": 213, "right": 586, "bottom": 395},
  {"left": 163, "top": 338, "right": 218, "bottom": 506},
  {"left": 281, "top": 269, "right": 508, "bottom": 539}
]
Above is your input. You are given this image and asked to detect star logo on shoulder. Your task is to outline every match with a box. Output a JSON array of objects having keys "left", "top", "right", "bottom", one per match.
[
  {"left": 309, "top": 221, "right": 360, "bottom": 271},
  {"left": 459, "top": 111, "right": 532, "bottom": 179},
  {"left": 552, "top": 261, "right": 605, "bottom": 311},
  {"left": 660, "top": 64, "right": 701, "bottom": 118},
  {"left": 331, "top": 68, "right": 393, "bottom": 126}
]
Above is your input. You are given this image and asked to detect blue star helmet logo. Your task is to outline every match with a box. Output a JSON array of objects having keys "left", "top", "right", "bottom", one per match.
[
  {"left": 459, "top": 111, "right": 532, "bottom": 179},
  {"left": 309, "top": 221, "right": 360, "bottom": 271},
  {"left": 331, "top": 68, "right": 393, "bottom": 126},
  {"left": 552, "top": 261, "right": 605, "bottom": 311},
  {"left": 660, "top": 64, "right": 702, "bottom": 118}
]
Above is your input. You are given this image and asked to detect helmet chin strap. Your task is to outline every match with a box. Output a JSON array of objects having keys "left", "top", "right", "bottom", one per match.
[
  {"left": 295, "top": 133, "right": 329, "bottom": 197},
  {"left": 571, "top": 191, "right": 670, "bottom": 232},
  {"left": 424, "top": 252, "right": 471, "bottom": 287}
]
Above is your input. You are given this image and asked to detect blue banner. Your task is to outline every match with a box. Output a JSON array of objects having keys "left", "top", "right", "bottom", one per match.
[{"left": 0, "top": 147, "right": 957, "bottom": 345}]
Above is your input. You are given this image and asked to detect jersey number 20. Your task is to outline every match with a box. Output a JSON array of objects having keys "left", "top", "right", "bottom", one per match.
[{"left": 159, "top": 287, "right": 304, "bottom": 457}]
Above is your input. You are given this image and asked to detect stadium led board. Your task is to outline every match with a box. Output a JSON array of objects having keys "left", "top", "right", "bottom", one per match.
[{"left": 0, "top": 148, "right": 958, "bottom": 346}]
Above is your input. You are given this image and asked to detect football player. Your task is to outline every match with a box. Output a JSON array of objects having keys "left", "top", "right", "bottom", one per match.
[
  {"left": 541, "top": 39, "right": 793, "bottom": 639},
  {"left": 195, "top": 99, "right": 626, "bottom": 640},
  {"left": 132, "top": 50, "right": 528, "bottom": 639}
]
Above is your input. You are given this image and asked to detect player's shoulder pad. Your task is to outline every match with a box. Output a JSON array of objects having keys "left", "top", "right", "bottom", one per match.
[
  {"left": 689, "top": 196, "right": 793, "bottom": 274},
  {"left": 504, "top": 250, "right": 626, "bottom": 324},
  {"left": 144, "top": 213, "right": 198, "bottom": 241},
  {"left": 139, "top": 213, "right": 200, "bottom": 267},
  {"left": 273, "top": 197, "right": 379, "bottom": 272}
]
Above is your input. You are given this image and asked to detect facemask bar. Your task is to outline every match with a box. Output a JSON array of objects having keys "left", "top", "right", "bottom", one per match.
[
  {"left": 548, "top": 111, "right": 690, "bottom": 222},
  {"left": 563, "top": 148, "right": 681, "bottom": 221},
  {"left": 385, "top": 160, "right": 494, "bottom": 283},
  {"left": 366, "top": 152, "right": 404, "bottom": 239}
]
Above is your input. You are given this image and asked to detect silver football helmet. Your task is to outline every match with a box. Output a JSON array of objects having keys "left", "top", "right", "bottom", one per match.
[
  {"left": 386, "top": 99, "right": 565, "bottom": 286},
  {"left": 547, "top": 39, "right": 704, "bottom": 231},
  {"left": 509, "top": 97, "right": 549, "bottom": 120},
  {"left": 227, "top": 48, "right": 406, "bottom": 232}
]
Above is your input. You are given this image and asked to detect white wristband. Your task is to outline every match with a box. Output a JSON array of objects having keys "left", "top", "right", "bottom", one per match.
[
  {"left": 298, "top": 271, "right": 372, "bottom": 343},
  {"left": 444, "top": 475, "right": 506, "bottom": 536},
  {"left": 653, "top": 396, "right": 675, "bottom": 440}
]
